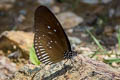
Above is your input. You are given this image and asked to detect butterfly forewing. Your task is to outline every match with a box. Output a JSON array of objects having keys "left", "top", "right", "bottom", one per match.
[{"left": 34, "top": 6, "right": 71, "bottom": 64}]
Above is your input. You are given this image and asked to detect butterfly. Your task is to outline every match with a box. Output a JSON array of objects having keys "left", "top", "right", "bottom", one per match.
[{"left": 34, "top": 5, "right": 76, "bottom": 65}]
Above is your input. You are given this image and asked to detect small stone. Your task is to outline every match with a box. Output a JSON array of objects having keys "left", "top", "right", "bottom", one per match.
[
  {"left": 112, "top": 62, "right": 119, "bottom": 67},
  {"left": 37, "top": 0, "right": 55, "bottom": 5},
  {"left": 57, "top": 12, "right": 83, "bottom": 29},
  {"left": 52, "top": 6, "right": 60, "bottom": 14},
  {"left": 0, "top": 56, "right": 17, "bottom": 79},
  {"left": 19, "top": 10, "right": 27, "bottom": 15},
  {"left": 17, "top": 15, "right": 26, "bottom": 23},
  {"left": 67, "top": 29, "right": 73, "bottom": 33},
  {"left": 0, "top": 4, "right": 13, "bottom": 10},
  {"left": 69, "top": 36, "right": 81, "bottom": 44}
]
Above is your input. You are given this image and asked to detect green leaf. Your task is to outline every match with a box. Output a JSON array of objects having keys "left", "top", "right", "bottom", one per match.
[
  {"left": 29, "top": 45, "right": 41, "bottom": 65},
  {"left": 104, "top": 58, "right": 120, "bottom": 64},
  {"left": 86, "top": 29, "right": 105, "bottom": 51},
  {"left": 117, "top": 29, "right": 120, "bottom": 49},
  {"left": 86, "top": 29, "right": 104, "bottom": 51},
  {"left": 90, "top": 50, "right": 99, "bottom": 58},
  {"left": 86, "top": 29, "right": 107, "bottom": 58}
]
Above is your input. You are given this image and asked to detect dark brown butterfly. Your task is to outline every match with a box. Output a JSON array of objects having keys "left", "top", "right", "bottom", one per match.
[{"left": 34, "top": 5, "right": 76, "bottom": 65}]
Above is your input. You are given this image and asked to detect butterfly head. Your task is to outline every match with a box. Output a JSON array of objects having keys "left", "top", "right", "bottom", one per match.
[{"left": 64, "top": 50, "right": 77, "bottom": 59}]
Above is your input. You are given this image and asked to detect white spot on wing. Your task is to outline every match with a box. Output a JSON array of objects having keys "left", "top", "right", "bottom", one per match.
[
  {"left": 41, "top": 51, "right": 46, "bottom": 53},
  {"left": 44, "top": 61, "right": 52, "bottom": 64},
  {"left": 38, "top": 56, "right": 41, "bottom": 59},
  {"left": 48, "top": 62, "right": 53, "bottom": 64},
  {"left": 48, "top": 26, "right": 51, "bottom": 29},
  {"left": 49, "top": 46, "right": 52, "bottom": 48},
  {"left": 35, "top": 46, "right": 37, "bottom": 49},
  {"left": 42, "top": 60, "right": 51, "bottom": 63},
  {"left": 54, "top": 29, "right": 56, "bottom": 32},
  {"left": 35, "top": 37, "right": 38, "bottom": 39},
  {"left": 40, "top": 48, "right": 45, "bottom": 51},
  {"left": 37, "top": 53, "right": 40, "bottom": 56},
  {"left": 55, "top": 41, "right": 57, "bottom": 43},
  {"left": 38, "top": 37, "right": 41, "bottom": 39},
  {"left": 40, "top": 58, "right": 50, "bottom": 61},
  {"left": 34, "top": 43, "right": 38, "bottom": 45},
  {"left": 38, "top": 46, "right": 42, "bottom": 48},
  {"left": 42, "top": 56, "right": 49, "bottom": 59},
  {"left": 37, "top": 40, "right": 40, "bottom": 42},
  {"left": 42, "top": 56, "right": 49, "bottom": 60},
  {"left": 34, "top": 40, "right": 37, "bottom": 42},
  {"left": 41, "top": 53, "right": 48, "bottom": 57},
  {"left": 36, "top": 50, "right": 39, "bottom": 52},
  {"left": 48, "top": 42, "right": 50, "bottom": 44},
  {"left": 42, "top": 35, "right": 45, "bottom": 37},
  {"left": 48, "top": 32, "right": 52, "bottom": 34}
]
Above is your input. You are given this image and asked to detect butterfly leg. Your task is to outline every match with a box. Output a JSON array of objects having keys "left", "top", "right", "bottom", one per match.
[{"left": 31, "top": 64, "right": 46, "bottom": 80}]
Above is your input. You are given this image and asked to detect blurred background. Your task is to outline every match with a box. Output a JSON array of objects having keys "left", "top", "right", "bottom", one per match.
[{"left": 0, "top": 0, "right": 120, "bottom": 79}]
